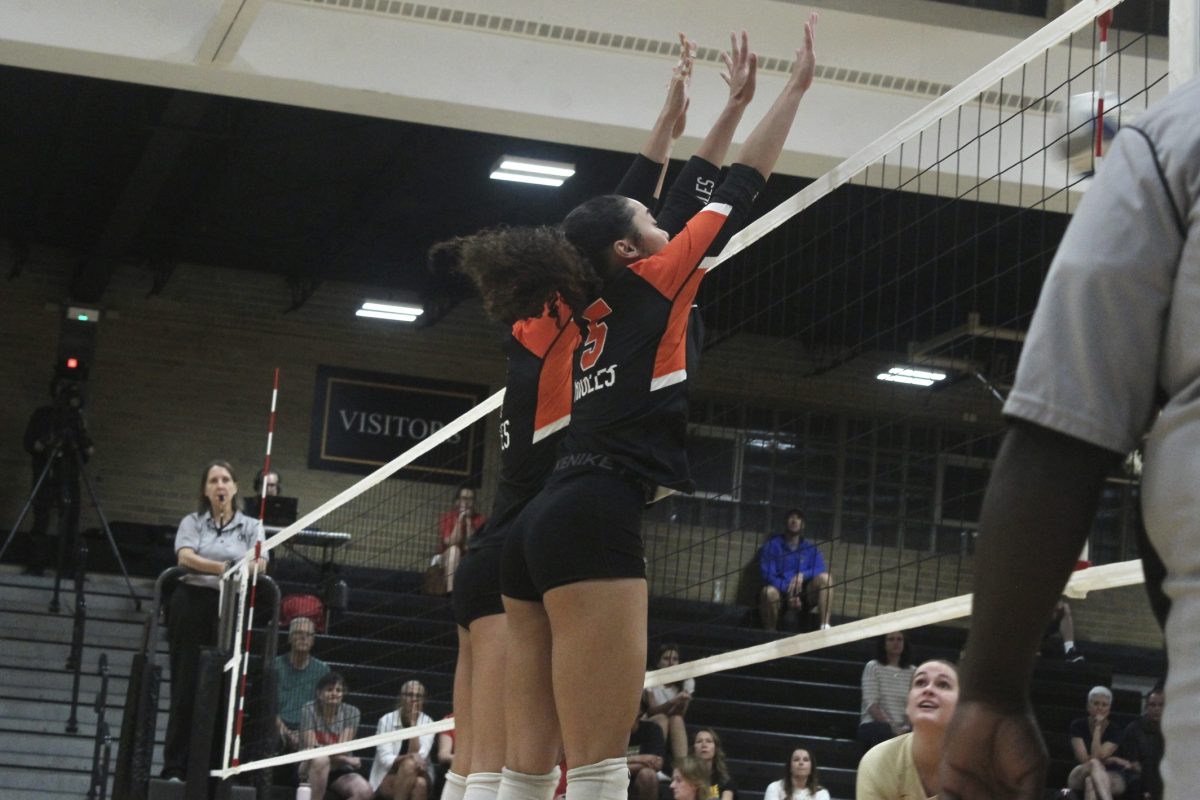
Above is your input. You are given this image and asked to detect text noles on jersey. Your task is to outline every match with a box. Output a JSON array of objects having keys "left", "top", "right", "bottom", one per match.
[{"left": 574, "top": 365, "right": 617, "bottom": 401}]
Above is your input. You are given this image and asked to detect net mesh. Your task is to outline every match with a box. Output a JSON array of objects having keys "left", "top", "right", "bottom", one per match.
[{"left": 213, "top": 0, "right": 1169, "bottom": 790}]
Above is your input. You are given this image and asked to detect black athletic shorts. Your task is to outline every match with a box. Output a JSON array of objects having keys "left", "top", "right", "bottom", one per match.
[
  {"left": 501, "top": 467, "right": 647, "bottom": 602},
  {"left": 452, "top": 541, "right": 505, "bottom": 628}
]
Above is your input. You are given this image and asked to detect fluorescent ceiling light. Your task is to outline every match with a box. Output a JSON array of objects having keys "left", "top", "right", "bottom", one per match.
[
  {"left": 877, "top": 365, "right": 949, "bottom": 388},
  {"left": 497, "top": 159, "right": 575, "bottom": 178},
  {"left": 490, "top": 155, "right": 575, "bottom": 188},
  {"left": 489, "top": 171, "right": 565, "bottom": 187},
  {"left": 877, "top": 372, "right": 935, "bottom": 387},
  {"left": 357, "top": 299, "right": 423, "bottom": 323},
  {"left": 361, "top": 301, "right": 423, "bottom": 316},
  {"left": 357, "top": 309, "right": 418, "bottom": 322}
]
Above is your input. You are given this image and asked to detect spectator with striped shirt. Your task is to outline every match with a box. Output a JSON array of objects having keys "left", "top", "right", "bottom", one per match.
[{"left": 858, "top": 632, "right": 916, "bottom": 751}]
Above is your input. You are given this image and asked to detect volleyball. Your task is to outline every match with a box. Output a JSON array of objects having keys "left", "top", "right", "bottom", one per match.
[{"left": 1057, "top": 91, "right": 1126, "bottom": 175}]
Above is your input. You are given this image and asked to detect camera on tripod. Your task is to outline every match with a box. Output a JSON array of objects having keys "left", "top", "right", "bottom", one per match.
[{"left": 46, "top": 359, "right": 94, "bottom": 458}]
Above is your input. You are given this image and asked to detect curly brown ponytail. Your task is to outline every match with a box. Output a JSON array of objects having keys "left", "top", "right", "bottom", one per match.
[{"left": 429, "top": 225, "right": 599, "bottom": 326}]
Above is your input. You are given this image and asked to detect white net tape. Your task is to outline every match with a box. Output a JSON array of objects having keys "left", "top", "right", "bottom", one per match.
[{"left": 213, "top": 559, "right": 1144, "bottom": 778}]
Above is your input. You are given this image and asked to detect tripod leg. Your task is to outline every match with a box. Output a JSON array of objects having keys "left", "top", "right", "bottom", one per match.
[
  {"left": 50, "top": 501, "right": 72, "bottom": 613},
  {"left": 0, "top": 444, "right": 61, "bottom": 564},
  {"left": 74, "top": 448, "right": 142, "bottom": 611}
]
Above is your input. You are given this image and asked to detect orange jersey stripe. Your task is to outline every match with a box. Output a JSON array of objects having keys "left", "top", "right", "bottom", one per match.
[{"left": 629, "top": 204, "right": 731, "bottom": 299}]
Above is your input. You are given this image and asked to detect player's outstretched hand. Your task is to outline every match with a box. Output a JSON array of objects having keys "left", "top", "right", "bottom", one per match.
[
  {"left": 721, "top": 29, "right": 756, "bottom": 107},
  {"left": 668, "top": 32, "right": 695, "bottom": 140},
  {"left": 790, "top": 12, "right": 818, "bottom": 93},
  {"left": 939, "top": 700, "right": 1047, "bottom": 800}
]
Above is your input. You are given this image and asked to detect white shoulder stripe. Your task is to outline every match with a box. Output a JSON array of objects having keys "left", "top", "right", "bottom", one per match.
[
  {"left": 531, "top": 414, "right": 570, "bottom": 443},
  {"left": 703, "top": 202, "right": 733, "bottom": 217},
  {"left": 650, "top": 370, "right": 687, "bottom": 392},
  {"left": 698, "top": 256, "right": 721, "bottom": 271}
]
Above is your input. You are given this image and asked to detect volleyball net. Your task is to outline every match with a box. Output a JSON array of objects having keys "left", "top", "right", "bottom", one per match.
[{"left": 212, "top": 0, "right": 1175, "bottom": 784}]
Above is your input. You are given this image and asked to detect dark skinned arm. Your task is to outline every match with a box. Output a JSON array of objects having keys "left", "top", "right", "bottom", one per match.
[{"left": 940, "top": 419, "right": 1122, "bottom": 799}]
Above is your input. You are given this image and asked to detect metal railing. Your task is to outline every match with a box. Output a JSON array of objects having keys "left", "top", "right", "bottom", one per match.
[
  {"left": 65, "top": 540, "right": 90, "bottom": 734},
  {"left": 86, "top": 653, "right": 113, "bottom": 800},
  {"left": 111, "top": 566, "right": 280, "bottom": 800}
]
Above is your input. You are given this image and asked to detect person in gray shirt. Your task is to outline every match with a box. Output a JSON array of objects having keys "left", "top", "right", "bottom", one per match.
[
  {"left": 939, "top": 75, "right": 1200, "bottom": 800},
  {"left": 162, "top": 459, "right": 268, "bottom": 781}
]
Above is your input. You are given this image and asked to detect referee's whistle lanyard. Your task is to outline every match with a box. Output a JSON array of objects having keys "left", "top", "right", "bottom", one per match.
[{"left": 211, "top": 512, "right": 237, "bottom": 612}]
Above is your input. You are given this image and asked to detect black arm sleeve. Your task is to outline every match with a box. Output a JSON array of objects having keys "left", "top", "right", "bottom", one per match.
[
  {"left": 613, "top": 153, "right": 663, "bottom": 208},
  {"left": 707, "top": 163, "right": 766, "bottom": 256},
  {"left": 655, "top": 156, "right": 721, "bottom": 237}
]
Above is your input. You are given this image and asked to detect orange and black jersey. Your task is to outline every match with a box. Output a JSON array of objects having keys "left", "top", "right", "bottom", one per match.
[
  {"left": 473, "top": 156, "right": 723, "bottom": 546},
  {"left": 473, "top": 302, "right": 579, "bottom": 549},
  {"left": 562, "top": 164, "right": 766, "bottom": 493}
]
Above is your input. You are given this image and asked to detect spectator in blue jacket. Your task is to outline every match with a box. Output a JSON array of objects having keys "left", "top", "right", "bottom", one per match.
[{"left": 758, "top": 509, "right": 833, "bottom": 631}]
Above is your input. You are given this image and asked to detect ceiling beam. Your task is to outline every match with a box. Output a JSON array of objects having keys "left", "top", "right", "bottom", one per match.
[
  {"left": 70, "top": 92, "right": 212, "bottom": 302},
  {"left": 195, "top": 0, "right": 266, "bottom": 66}
]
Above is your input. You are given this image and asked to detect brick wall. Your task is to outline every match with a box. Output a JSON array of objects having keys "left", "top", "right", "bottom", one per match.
[
  {"left": 0, "top": 249, "right": 507, "bottom": 572},
  {"left": 0, "top": 248, "right": 1163, "bottom": 651}
]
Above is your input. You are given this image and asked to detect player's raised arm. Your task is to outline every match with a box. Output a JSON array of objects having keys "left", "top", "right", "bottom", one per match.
[
  {"left": 643, "top": 32, "right": 694, "bottom": 165},
  {"left": 694, "top": 29, "right": 757, "bottom": 166},
  {"left": 734, "top": 12, "right": 817, "bottom": 181}
]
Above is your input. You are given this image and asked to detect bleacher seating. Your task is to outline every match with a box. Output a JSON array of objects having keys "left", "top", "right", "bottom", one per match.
[{"left": 260, "top": 558, "right": 1160, "bottom": 800}]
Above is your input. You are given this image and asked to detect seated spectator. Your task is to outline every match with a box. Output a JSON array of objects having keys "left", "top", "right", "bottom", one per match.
[
  {"left": 856, "top": 660, "right": 958, "bottom": 800},
  {"left": 1115, "top": 684, "right": 1164, "bottom": 800},
  {"left": 627, "top": 699, "right": 666, "bottom": 800},
  {"left": 758, "top": 510, "right": 833, "bottom": 631},
  {"left": 244, "top": 467, "right": 282, "bottom": 515},
  {"left": 298, "top": 672, "right": 373, "bottom": 800},
  {"left": 693, "top": 728, "right": 737, "bottom": 800},
  {"left": 644, "top": 643, "right": 694, "bottom": 765},
  {"left": 276, "top": 616, "right": 330, "bottom": 753},
  {"left": 436, "top": 486, "right": 485, "bottom": 593},
  {"left": 857, "top": 631, "right": 916, "bottom": 751},
  {"left": 1066, "top": 687, "right": 1126, "bottom": 800},
  {"left": 764, "top": 747, "right": 830, "bottom": 800},
  {"left": 1042, "top": 597, "right": 1085, "bottom": 662},
  {"left": 370, "top": 680, "right": 435, "bottom": 800},
  {"left": 669, "top": 757, "right": 711, "bottom": 800}
]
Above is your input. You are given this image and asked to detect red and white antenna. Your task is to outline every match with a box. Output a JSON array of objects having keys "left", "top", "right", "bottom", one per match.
[
  {"left": 230, "top": 367, "right": 280, "bottom": 767},
  {"left": 1094, "top": 10, "right": 1114, "bottom": 161}
]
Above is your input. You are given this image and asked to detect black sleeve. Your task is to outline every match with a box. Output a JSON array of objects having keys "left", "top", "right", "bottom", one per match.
[
  {"left": 614, "top": 154, "right": 664, "bottom": 208},
  {"left": 1069, "top": 717, "right": 1088, "bottom": 740},
  {"left": 707, "top": 163, "right": 767, "bottom": 257},
  {"left": 655, "top": 156, "right": 721, "bottom": 237}
]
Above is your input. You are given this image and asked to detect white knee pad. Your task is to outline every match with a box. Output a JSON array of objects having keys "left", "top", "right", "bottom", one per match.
[
  {"left": 464, "top": 772, "right": 502, "bottom": 800},
  {"left": 565, "top": 758, "right": 629, "bottom": 800},
  {"left": 498, "top": 766, "right": 562, "bottom": 800},
  {"left": 443, "top": 771, "right": 469, "bottom": 800}
]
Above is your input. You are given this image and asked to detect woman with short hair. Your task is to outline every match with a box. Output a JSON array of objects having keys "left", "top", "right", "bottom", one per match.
[{"left": 1066, "top": 686, "right": 1126, "bottom": 800}]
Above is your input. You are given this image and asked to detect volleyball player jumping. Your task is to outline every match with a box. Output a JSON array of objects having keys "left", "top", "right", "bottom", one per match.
[
  {"left": 494, "top": 16, "right": 819, "bottom": 800},
  {"left": 431, "top": 30, "right": 765, "bottom": 800}
]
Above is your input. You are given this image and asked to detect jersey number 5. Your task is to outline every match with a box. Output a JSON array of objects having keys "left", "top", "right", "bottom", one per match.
[{"left": 579, "top": 299, "right": 613, "bottom": 371}]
